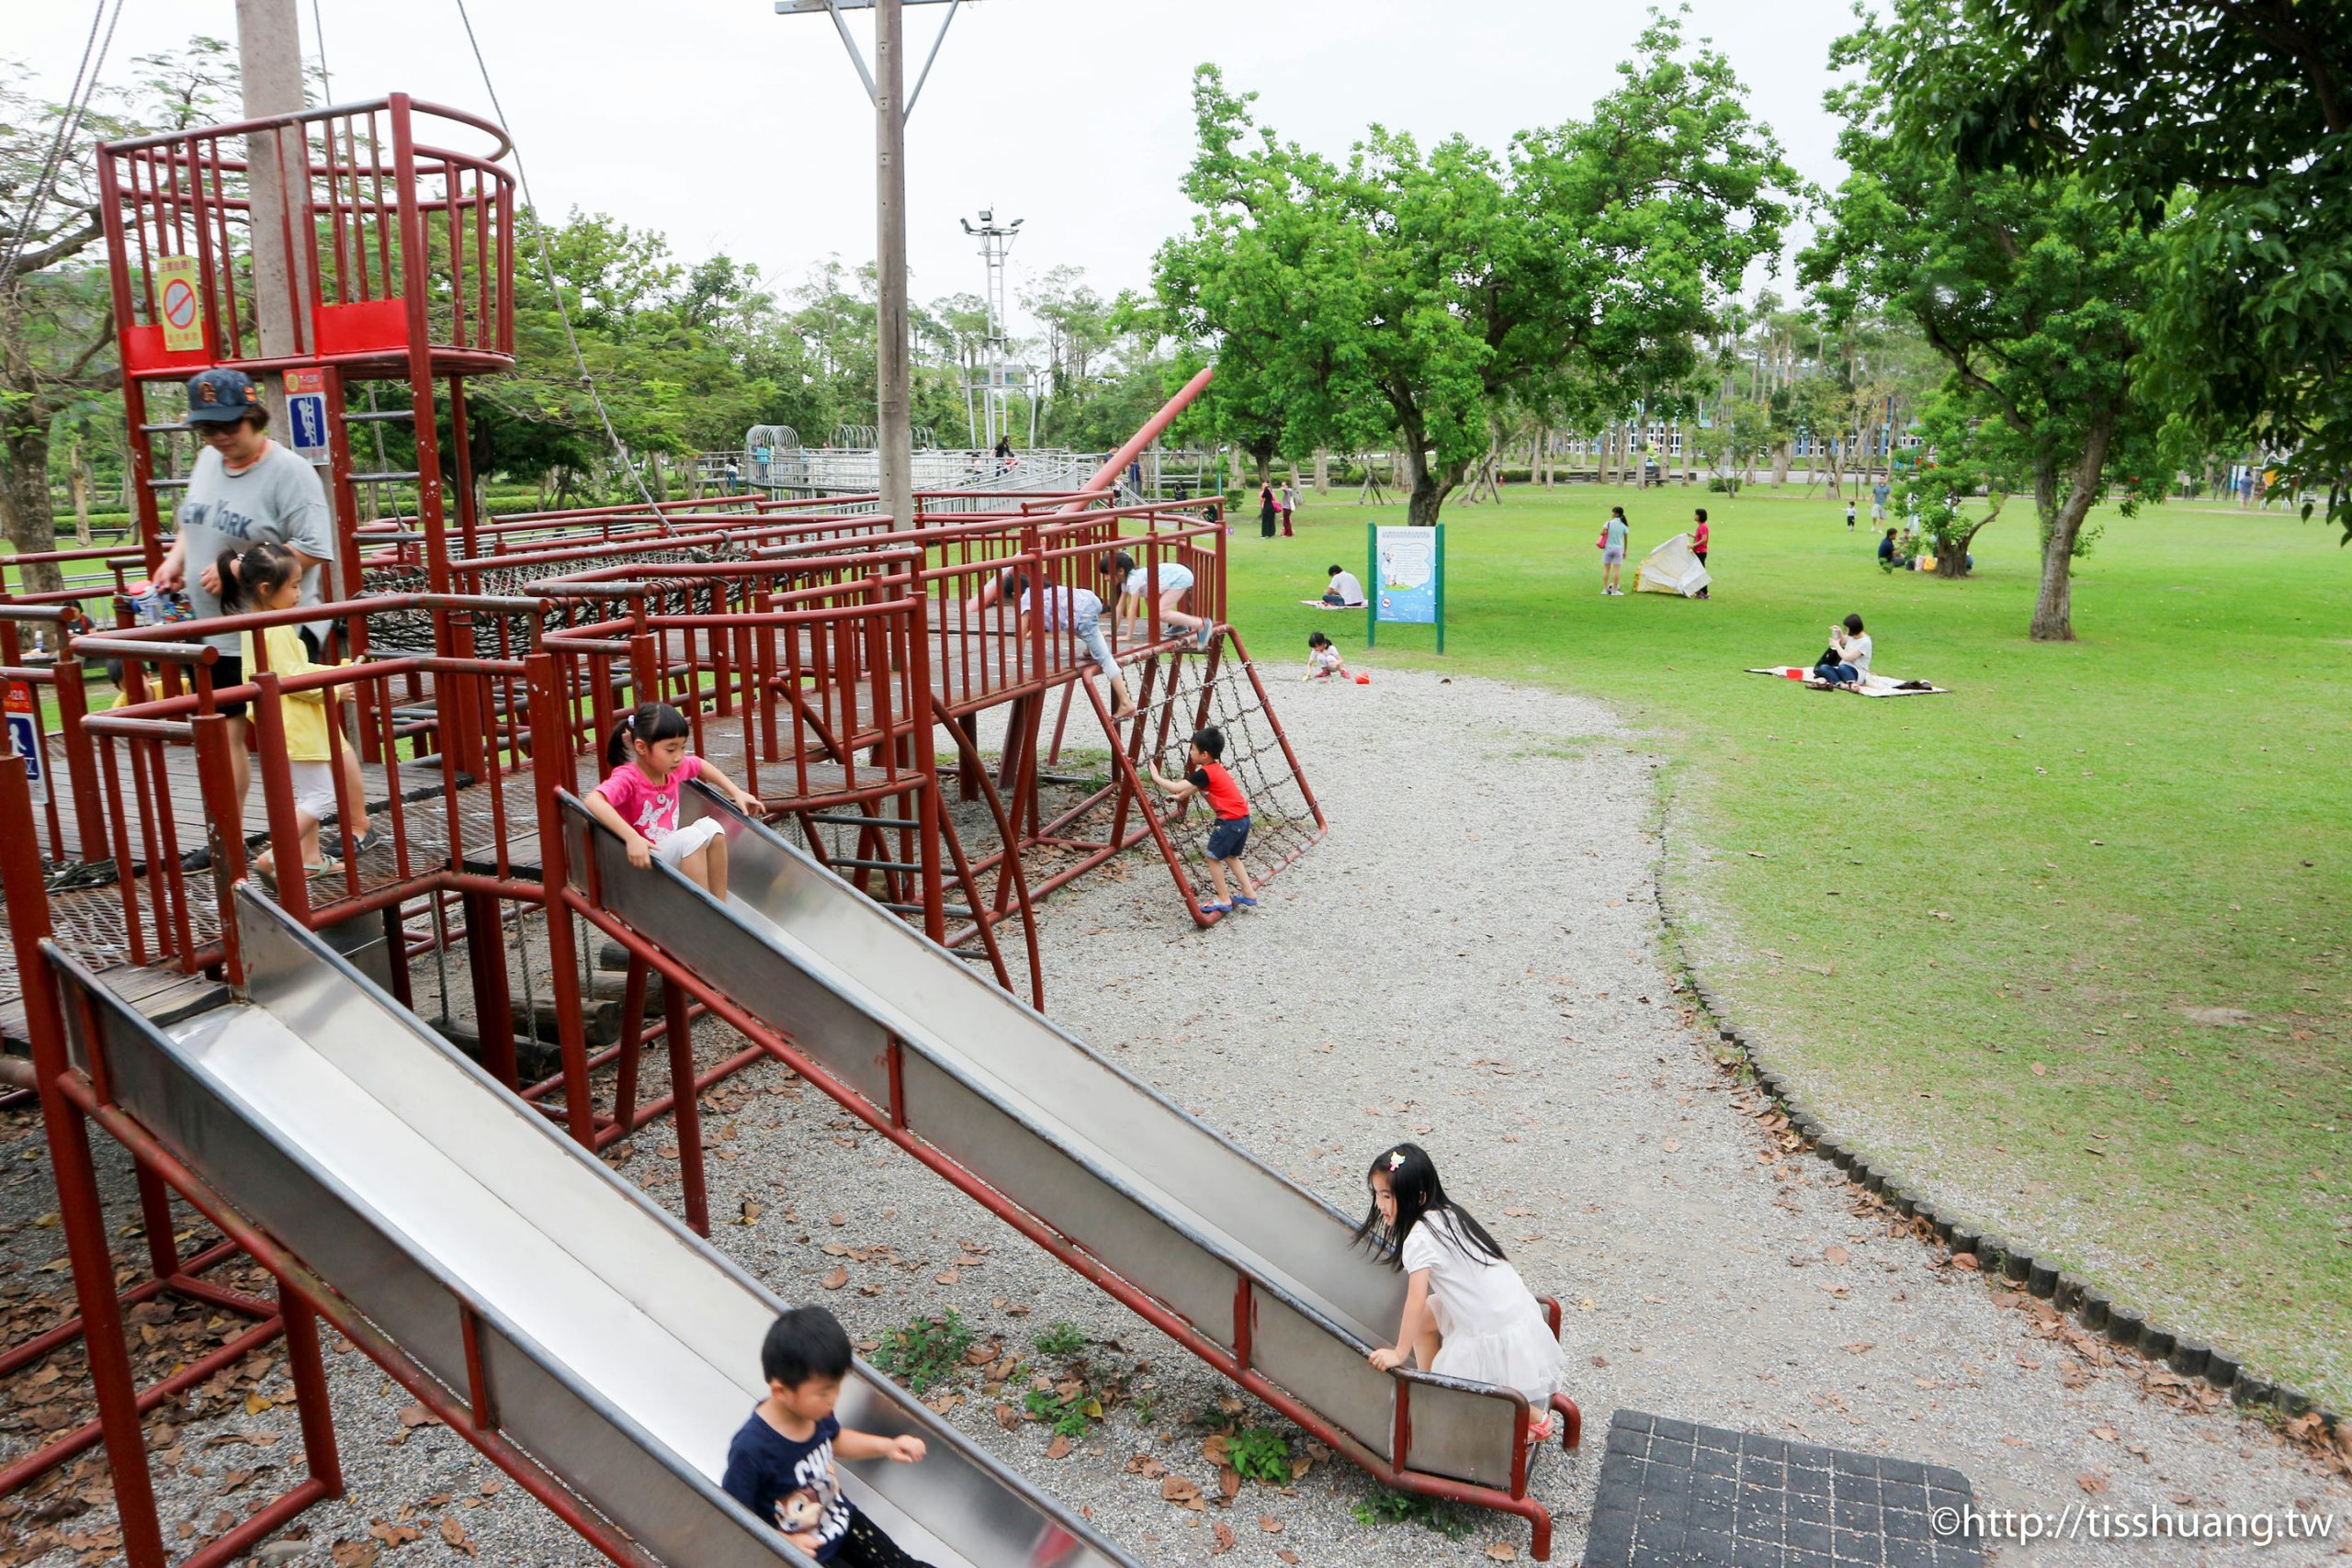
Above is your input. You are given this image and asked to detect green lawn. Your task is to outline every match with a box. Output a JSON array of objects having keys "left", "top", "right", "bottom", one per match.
[{"left": 1224, "top": 480, "right": 2350, "bottom": 1409}]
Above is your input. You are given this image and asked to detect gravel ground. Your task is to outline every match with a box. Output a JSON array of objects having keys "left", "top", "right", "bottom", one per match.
[{"left": 3, "top": 663, "right": 2347, "bottom": 1566}]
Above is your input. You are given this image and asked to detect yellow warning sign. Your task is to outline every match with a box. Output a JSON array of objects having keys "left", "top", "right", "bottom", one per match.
[{"left": 154, "top": 256, "right": 204, "bottom": 353}]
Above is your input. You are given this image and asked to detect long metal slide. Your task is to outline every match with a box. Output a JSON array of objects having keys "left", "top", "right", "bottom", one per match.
[
  {"left": 47, "top": 886, "right": 1130, "bottom": 1568},
  {"left": 566, "top": 785, "right": 1582, "bottom": 1555}
]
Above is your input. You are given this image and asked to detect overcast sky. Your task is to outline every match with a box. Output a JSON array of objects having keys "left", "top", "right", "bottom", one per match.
[{"left": 14, "top": 0, "right": 1863, "bottom": 336}]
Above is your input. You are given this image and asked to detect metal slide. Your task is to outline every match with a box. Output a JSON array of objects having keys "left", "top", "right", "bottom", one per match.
[
  {"left": 567, "top": 784, "right": 1580, "bottom": 1551},
  {"left": 51, "top": 886, "right": 1131, "bottom": 1568}
]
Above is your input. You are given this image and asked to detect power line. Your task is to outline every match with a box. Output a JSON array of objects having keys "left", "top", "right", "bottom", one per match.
[{"left": 449, "top": 0, "right": 670, "bottom": 528}]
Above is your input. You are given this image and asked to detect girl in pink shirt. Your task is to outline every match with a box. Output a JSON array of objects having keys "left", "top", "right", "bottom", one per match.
[{"left": 585, "top": 703, "right": 762, "bottom": 898}]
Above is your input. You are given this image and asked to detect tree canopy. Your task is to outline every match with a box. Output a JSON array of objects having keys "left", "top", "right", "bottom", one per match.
[
  {"left": 1804, "top": 2, "right": 2185, "bottom": 640},
  {"left": 1149, "top": 12, "right": 1801, "bottom": 525},
  {"left": 1890, "top": 0, "right": 2352, "bottom": 540}
]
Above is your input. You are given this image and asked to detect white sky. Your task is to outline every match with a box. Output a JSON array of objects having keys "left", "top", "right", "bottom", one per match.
[{"left": 10, "top": 0, "right": 1861, "bottom": 336}]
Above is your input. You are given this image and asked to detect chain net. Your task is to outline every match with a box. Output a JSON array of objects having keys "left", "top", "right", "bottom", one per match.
[{"left": 1124, "top": 643, "right": 1321, "bottom": 892}]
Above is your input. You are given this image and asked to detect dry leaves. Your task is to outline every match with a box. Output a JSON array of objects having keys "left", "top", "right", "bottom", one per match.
[
  {"left": 1824, "top": 1245, "right": 1849, "bottom": 1266},
  {"left": 820, "top": 1266, "right": 849, "bottom": 1291},
  {"left": 1045, "top": 1435, "right": 1073, "bottom": 1461},
  {"left": 438, "top": 1516, "right": 476, "bottom": 1556},
  {"left": 1486, "top": 1544, "right": 1520, "bottom": 1561},
  {"left": 1160, "top": 1476, "right": 1205, "bottom": 1512},
  {"left": 1210, "top": 1521, "right": 1235, "bottom": 1555},
  {"left": 2076, "top": 1472, "right": 2111, "bottom": 1495}
]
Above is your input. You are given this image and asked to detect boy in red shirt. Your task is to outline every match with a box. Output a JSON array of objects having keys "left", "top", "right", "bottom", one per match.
[{"left": 1148, "top": 726, "right": 1260, "bottom": 914}]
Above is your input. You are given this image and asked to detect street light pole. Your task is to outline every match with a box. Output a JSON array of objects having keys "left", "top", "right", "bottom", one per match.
[{"left": 775, "top": 0, "right": 967, "bottom": 532}]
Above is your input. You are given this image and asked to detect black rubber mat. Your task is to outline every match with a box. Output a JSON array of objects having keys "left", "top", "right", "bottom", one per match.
[{"left": 1586, "top": 1409, "right": 1983, "bottom": 1567}]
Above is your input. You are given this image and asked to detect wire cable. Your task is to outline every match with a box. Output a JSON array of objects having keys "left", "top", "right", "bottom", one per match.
[
  {"left": 1, "top": 0, "right": 126, "bottom": 299},
  {"left": 448, "top": 0, "right": 670, "bottom": 530}
]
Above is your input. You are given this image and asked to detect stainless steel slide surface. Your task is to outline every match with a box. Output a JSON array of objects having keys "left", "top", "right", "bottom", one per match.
[
  {"left": 55, "top": 886, "right": 1131, "bottom": 1568},
  {"left": 570, "top": 784, "right": 1546, "bottom": 1493}
]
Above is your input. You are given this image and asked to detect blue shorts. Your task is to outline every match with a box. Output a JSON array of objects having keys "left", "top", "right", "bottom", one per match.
[{"left": 1205, "top": 816, "right": 1250, "bottom": 861}]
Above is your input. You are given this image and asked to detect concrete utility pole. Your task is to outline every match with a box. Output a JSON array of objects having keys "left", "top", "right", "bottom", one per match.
[
  {"left": 873, "top": 0, "right": 911, "bottom": 533},
  {"left": 236, "top": 0, "right": 310, "bottom": 418},
  {"left": 776, "top": 0, "right": 967, "bottom": 532}
]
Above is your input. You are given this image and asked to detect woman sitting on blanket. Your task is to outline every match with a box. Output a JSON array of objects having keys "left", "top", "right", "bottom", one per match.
[{"left": 1814, "top": 614, "right": 1872, "bottom": 689}]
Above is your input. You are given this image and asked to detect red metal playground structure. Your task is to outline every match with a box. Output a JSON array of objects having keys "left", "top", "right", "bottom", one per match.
[{"left": 0, "top": 95, "right": 1583, "bottom": 1563}]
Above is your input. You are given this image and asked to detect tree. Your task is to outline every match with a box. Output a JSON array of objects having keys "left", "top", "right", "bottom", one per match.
[
  {"left": 1892, "top": 0, "right": 2352, "bottom": 540},
  {"left": 1, "top": 41, "right": 237, "bottom": 593},
  {"left": 1151, "top": 13, "right": 1799, "bottom": 527},
  {"left": 1804, "top": 4, "right": 2181, "bottom": 640},
  {"left": 1892, "top": 391, "right": 2017, "bottom": 577}
]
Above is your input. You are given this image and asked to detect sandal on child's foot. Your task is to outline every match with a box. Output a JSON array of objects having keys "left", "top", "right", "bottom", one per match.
[
  {"left": 1526, "top": 1414, "right": 1555, "bottom": 1446},
  {"left": 1232, "top": 895, "right": 1259, "bottom": 908},
  {"left": 1200, "top": 901, "right": 1231, "bottom": 916}
]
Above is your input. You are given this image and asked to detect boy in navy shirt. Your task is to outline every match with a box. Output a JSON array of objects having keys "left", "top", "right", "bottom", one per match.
[
  {"left": 1148, "top": 726, "right": 1259, "bottom": 916},
  {"left": 722, "top": 1306, "right": 931, "bottom": 1564}
]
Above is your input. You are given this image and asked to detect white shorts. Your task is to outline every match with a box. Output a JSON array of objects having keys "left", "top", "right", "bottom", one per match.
[
  {"left": 652, "top": 816, "right": 725, "bottom": 866},
  {"left": 289, "top": 760, "right": 337, "bottom": 823},
  {"left": 1871, "top": 502, "right": 1886, "bottom": 520}
]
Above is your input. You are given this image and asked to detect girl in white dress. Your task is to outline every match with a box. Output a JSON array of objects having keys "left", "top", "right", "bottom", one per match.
[{"left": 1355, "top": 1143, "right": 1565, "bottom": 1439}]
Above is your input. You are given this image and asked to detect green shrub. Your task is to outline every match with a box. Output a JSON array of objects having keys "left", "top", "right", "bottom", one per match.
[
  {"left": 1226, "top": 1425, "right": 1291, "bottom": 1484},
  {"left": 1032, "top": 1320, "right": 1086, "bottom": 1357}
]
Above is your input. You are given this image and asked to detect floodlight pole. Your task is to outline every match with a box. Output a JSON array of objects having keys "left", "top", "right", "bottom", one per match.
[{"left": 778, "top": 0, "right": 965, "bottom": 533}]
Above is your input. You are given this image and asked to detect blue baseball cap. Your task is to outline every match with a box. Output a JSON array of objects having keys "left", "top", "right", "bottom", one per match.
[{"left": 184, "top": 367, "right": 264, "bottom": 425}]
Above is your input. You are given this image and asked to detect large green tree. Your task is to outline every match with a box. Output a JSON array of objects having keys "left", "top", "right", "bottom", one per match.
[
  {"left": 1151, "top": 12, "right": 1799, "bottom": 526},
  {"left": 1890, "top": 0, "right": 2352, "bottom": 540},
  {"left": 1804, "top": 4, "right": 2182, "bottom": 640}
]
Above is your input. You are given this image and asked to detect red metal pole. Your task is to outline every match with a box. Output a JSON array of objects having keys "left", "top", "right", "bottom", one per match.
[
  {"left": 0, "top": 759, "right": 170, "bottom": 1568},
  {"left": 526, "top": 652, "right": 598, "bottom": 1146}
]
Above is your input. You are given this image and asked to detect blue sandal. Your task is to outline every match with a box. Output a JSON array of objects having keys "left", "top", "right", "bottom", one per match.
[
  {"left": 1201, "top": 901, "right": 1231, "bottom": 915},
  {"left": 1232, "top": 896, "right": 1259, "bottom": 908}
]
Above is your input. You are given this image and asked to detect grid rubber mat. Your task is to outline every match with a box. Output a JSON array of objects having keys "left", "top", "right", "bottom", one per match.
[{"left": 1587, "top": 1409, "right": 1982, "bottom": 1568}]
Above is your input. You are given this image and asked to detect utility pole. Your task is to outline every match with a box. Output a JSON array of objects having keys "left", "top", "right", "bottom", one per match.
[
  {"left": 776, "top": 0, "right": 967, "bottom": 531},
  {"left": 236, "top": 0, "right": 310, "bottom": 420},
  {"left": 872, "top": 1, "right": 911, "bottom": 533}
]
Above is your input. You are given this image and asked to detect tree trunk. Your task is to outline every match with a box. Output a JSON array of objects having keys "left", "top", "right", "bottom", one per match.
[
  {"left": 1396, "top": 416, "right": 1454, "bottom": 527},
  {"left": 0, "top": 423, "right": 66, "bottom": 596},
  {"left": 1770, "top": 441, "right": 1791, "bottom": 487},
  {"left": 1313, "top": 449, "right": 1329, "bottom": 495},
  {"left": 2029, "top": 421, "right": 2114, "bottom": 642}
]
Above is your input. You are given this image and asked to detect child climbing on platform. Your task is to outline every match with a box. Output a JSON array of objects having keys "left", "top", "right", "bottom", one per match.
[
  {"left": 218, "top": 541, "right": 368, "bottom": 882},
  {"left": 992, "top": 570, "right": 1137, "bottom": 721},
  {"left": 1148, "top": 726, "right": 1258, "bottom": 915},
  {"left": 586, "top": 701, "right": 763, "bottom": 899},
  {"left": 1355, "top": 1143, "right": 1564, "bottom": 1440},
  {"left": 1102, "top": 548, "right": 1213, "bottom": 650},
  {"left": 722, "top": 1305, "right": 934, "bottom": 1565},
  {"left": 1304, "top": 630, "right": 1360, "bottom": 682}
]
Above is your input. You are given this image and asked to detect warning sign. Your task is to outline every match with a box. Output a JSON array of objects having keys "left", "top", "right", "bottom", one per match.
[
  {"left": 5, "top": 682, "right": 43, "bottom": 807},
  {"left": 155, "top": 255, "right": 205, "bottom": 353}
]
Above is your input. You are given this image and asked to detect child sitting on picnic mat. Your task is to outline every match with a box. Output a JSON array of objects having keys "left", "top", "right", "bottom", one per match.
[
  {"left": 585, "top": 701, "right": 763, "bottom": 897},
  {"left": 722, "top": 1305, "right": 933, "bottom": 1564},
  {"left": 217, "top": 542, "right": 368, "bottom": 883},
  {"left": 1148, "top": 726, "right": 1259, "bottom": 915},
  {"left": 1356, "top": 1143, "right": 1564, "bottom": 1440}
]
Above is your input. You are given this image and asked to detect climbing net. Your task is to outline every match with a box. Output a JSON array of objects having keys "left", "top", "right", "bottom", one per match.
[{"left": 1126, "top": 642, "right": 1322, "bottom": 889}]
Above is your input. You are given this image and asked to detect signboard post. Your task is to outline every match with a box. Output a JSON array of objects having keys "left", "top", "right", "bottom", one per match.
[
  {"left": 284, "top": 367, "right": 330, "bottom": 462},
  {"left": 5, "top": 682, "right": 44, "bottom": 808},
  {"left": 1367, "top": 522, "right": 1444, "bottom": 652}
]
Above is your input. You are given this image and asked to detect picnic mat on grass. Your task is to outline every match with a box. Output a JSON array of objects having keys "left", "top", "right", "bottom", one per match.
[{"left": 1747, "top": 667, "right": 1952, "bottom": 696}]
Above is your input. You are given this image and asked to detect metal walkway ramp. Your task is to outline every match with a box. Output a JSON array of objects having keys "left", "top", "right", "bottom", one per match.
[
  {"left": 563, "top": 785, "right": 1582, "bottom": 1556},
  {"left": 53, "top": 887, "right": 1128, "bottom": 1568}
]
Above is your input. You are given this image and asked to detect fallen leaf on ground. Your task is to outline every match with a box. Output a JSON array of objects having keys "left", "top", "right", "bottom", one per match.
[
  {"left": 1046, "top": 1435, "right": 1072, "bottom": 1461},
  {"left": 438, "top": 1517, "right": 475, "bottom": 1556},
  {"left": 1825, "top": 1245, "right": 1849, "bottom": 1266},
  {"left": 2077, "top": 1472, "right": 2110, "bottom": 1495},
  {"left": 1487, "top": 1544, "right": 1520, "bottom": 1561},
  {"left": 1260, "top": 1516, "right": 1283, "bottom": 1533},
  {"left": 1211, "top": 1521, "right": 1235, "bottom": 1554},
  {"left": 820, "top": 1266, "right": 848, "bottom": 1291}
]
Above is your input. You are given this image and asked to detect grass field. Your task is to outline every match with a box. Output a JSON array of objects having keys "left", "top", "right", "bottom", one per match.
[{"left": 1222, "top": 480, "right": 2350, "bottom": 1409}]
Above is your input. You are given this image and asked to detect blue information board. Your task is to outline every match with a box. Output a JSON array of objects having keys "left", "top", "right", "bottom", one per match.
[
  {"left": 1366, "top": 523, "right": 1445, "bottom": 650},
  {"left": 6, "top": 711, "right": 42, "bottom": 807}
]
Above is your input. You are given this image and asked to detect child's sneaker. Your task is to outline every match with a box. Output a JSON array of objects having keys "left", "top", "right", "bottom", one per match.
[
  {"left": 1232, "top": 896, "right": 1259, "bottom": 908},
  {"left": 1195, "top": 620, "right": 1216, "bottom": 651}
]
